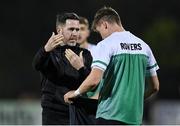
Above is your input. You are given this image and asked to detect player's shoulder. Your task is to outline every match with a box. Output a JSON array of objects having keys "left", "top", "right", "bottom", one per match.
[
  {"left": 131, "top": 33, "right": 151, "bottom": 50},
  {"left": 136, "top": 38, "right": 154, "bottom": 56}
]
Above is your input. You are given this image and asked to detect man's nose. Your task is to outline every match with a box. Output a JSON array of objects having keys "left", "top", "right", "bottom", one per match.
[{"left": 72, "top": 30, "right": 79, "bottom": 36}]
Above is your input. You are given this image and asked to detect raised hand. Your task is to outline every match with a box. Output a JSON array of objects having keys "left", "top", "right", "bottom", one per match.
[{"left": 44, "top": 31, "right": 64, "bottom": 52}]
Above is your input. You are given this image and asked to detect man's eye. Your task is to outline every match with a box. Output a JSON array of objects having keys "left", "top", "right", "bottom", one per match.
[
  {"left": 69, "top": 28, "right": 74, "bottom": 31},
  {"left": 76, "top": 28, "right": 80, "bottom": 31},
  {"left": 69, "top": 28, "right": 79, "bottom": 31}
]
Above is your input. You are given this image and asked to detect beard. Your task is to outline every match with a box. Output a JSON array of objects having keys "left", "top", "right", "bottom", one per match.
[
  {"left": 64, "top": 36, "right": 77, "bottom": 46},
  {"left": 66, "top": 41, "right": 76, "bottom": 46}
]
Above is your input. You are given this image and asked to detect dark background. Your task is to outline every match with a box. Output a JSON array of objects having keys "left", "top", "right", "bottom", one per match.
[{"left": 0, "top": 0, "right": 179, "bottom": 100}]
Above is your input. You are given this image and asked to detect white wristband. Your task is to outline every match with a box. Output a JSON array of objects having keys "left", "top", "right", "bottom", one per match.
[{"left": 74, "top": 89, "right": 81, "bottom": 97}]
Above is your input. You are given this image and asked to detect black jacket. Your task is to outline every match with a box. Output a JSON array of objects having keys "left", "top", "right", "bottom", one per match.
[{"left": 32, "top": 45, "right": 92, "bottom": 113}]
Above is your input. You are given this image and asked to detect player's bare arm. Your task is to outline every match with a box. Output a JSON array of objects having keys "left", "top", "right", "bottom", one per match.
[
  {"left": 144, "top": 75, "right": 159, "bottom": 99},
  {"left": 64, "top": 68, "right": 103, "bottom": 103}
]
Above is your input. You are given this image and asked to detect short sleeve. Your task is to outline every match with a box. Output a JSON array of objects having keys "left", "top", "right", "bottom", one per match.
[
  {"left": 146, "top": 47, "right": 159, "bottom": 76},
  {"left": 91, "top": 42, "right": 112, "bottom": 71}
]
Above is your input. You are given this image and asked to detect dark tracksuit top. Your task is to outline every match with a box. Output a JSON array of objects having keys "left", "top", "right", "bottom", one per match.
[{"left": 32, "top": 45, "right": 92, "bottom": 124}]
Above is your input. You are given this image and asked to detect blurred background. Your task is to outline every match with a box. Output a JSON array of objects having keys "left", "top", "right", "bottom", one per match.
[{"left": 0, "top": 0, "right": 179, "bottom": 124}]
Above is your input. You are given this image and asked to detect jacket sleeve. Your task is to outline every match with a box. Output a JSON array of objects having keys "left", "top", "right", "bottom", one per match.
[
  {"left": 32, "top": 47, "right": 61, "bottom": 83},
  {"left": 32, "top": 47, "right": 50, "bottom": 71},
  {"left": 78, "top": 49, "right": 92, "bottom": 82}
]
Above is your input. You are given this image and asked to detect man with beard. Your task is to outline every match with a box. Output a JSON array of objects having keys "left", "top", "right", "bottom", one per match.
[{"left": 32, "top": 12, "right": 92, "bottom": 125}]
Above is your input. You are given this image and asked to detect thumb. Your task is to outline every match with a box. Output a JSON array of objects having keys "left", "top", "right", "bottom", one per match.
[
  {"left": 51, "top": 32, "right": 55, "bottom": 37},
  {"left": 79, "top": 51, "right": 83, "bottom": 59}
]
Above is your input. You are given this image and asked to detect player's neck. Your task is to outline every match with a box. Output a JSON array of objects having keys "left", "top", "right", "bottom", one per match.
[
  {"left": 106, "top": 25, "right": 125, "bottom": 38},
  {"left": 111, "top": 24, "right": 125, "bottom": 33}
]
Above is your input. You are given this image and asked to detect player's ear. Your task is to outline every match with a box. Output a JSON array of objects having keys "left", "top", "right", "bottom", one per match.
[
  {"left": 102, "top": 21, "right": 108, "bottom": 29},
  {"left": 87, "top": 28, "right": 90, "bottom": 37},
  {"left": 104, "top": 22, "right": 108, "bottom": 29}
]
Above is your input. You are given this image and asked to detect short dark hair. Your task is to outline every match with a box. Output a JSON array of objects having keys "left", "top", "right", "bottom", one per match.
[
  {"left": 79, "top": 16, "right": 89, "bottom": 28},
  {"left": 56, "top": 12, "right": 80, "bottom": 27},
  {"left": 92, "top": 7, "right": 121, "bottom": 31}
]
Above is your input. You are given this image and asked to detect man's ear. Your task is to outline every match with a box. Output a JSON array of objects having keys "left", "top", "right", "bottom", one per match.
[{"left": 56, "top": 26, "right": 62, "bottom": 34}]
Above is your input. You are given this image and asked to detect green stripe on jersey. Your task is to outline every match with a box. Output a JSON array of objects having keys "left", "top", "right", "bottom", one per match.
[
  {"left": 147, "top": 63, "right": 157, "bottom": 70},
  {"left": 96, "top": 53, "right": 148, "bottom": 124},
  {"left": 92, "top": 60, "right": 108, "bottom": 67}
]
